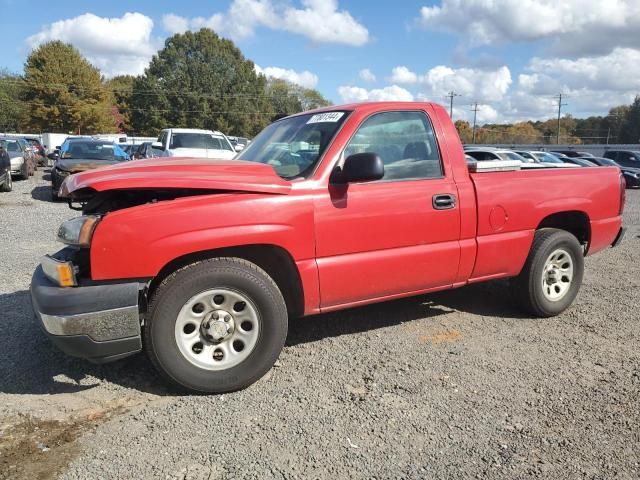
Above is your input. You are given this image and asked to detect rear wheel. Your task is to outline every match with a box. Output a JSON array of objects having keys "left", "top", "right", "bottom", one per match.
[
  {"left": 144, "top": 257, "right": 288, "bottom": 393},
  {"left": 19, "top": 162, "right": 28, "bottom": 180},
  {"left": 511, "top": 229, "right": 584, "bottom": 317}
]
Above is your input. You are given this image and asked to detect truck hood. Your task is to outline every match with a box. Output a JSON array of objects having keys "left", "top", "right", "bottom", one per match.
[{"left": 60, "top": 157, "right": 291, "bottom": 198}]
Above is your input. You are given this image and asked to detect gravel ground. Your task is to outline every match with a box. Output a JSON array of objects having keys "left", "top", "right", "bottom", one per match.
[{"left": 0, "top": 169, "right": 638, "bottom": 479}]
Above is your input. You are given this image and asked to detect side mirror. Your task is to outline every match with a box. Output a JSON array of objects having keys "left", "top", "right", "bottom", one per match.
[
  {"left": 48, "top": 152, "right": 59, "bottom": 160},
  {"left": 333, "top": 152, "right": 384, "bottom": 184},
  {"left": 152, "top": 141, "right": 164, "bottom": 150},
  {"left": 55, "top": 146, "right": 61, "bottom": 150},
  {"left": 234, "top": 144, "right": 244, "bottom": 152}
]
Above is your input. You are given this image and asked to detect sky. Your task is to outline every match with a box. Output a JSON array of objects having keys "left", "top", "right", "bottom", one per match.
[{"left": 1, "top": 0, "right": 640, "bottom": 125}]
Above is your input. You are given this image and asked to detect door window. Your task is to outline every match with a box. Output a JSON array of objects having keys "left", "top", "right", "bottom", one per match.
[{"left": 344, "top": 111, "right": 443, "bottom": 181}]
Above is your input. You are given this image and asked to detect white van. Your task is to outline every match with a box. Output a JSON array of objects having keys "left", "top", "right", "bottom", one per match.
[{"left": 152, "top": 129, "right": 236, "bottom": 159}]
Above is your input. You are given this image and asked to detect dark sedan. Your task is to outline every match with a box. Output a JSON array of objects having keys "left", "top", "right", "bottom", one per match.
[
  {"left": 583, "top": 156, "right": 640, "bottom": 188},
  {"left": 51, "top": 140, "right": 129, "bottom": 200}
]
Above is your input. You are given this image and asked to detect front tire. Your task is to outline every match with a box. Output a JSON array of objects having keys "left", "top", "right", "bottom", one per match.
[
  {"left": 144, "top": 257, "right": 288, "bottom": 393},
  {"left": 1, "top": 173, "right": 11, "bottom": 192},
  {"left": 511, "top": 229, "right": 584, "bottom": 317}
]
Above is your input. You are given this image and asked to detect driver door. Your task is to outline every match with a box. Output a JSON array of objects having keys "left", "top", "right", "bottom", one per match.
[{"left": 313, "top": 109, "right": 461, "bottom": 309}]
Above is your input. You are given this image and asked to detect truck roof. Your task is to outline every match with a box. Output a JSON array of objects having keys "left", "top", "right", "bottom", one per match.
[{"left": 162, "top": 128, "right": 226, "bottom": 136}]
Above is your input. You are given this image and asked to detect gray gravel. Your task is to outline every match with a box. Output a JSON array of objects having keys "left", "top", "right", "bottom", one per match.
[{"left": 0, "top": 169, "right": 639, "bottom": 479}]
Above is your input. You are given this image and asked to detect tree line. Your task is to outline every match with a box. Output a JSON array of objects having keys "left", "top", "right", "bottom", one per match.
[
  {"left": 0, "top": 28, "right": 331, "bottom": 137},
  {"left": 455, "top": 100, "right": 640, "bottom": 145}
]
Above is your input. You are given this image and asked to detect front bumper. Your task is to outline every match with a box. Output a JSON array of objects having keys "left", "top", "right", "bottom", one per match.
[{"left": 30, "top": 262, "right": 143, "bottom": 363}]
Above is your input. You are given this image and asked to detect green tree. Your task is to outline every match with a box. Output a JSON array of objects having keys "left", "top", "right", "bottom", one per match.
[
  {"left": 454, "top": 120, "right": 473, "bottom": 144},
  {"left": 23, "top": 41, "right": 116, "bottom": 134},
  {"left": 107, "top": 75, "right": 136, "bottom": 133},
  {"left": 619, "top": 96, "right": 640, "bottom": 143},
  {"left": 130, "top": 29, "right": 271, "bottom": 137},
  {"left": 0, "top": 70, "right": 27, "bottom": 131}
]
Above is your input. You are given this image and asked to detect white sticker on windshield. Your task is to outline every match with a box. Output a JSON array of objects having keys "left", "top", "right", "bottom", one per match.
[{"left": 306, "top": 112, "right": 344, "bottom": 124}]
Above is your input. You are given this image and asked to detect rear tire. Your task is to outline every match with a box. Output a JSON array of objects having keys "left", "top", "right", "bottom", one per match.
[
  {"left": 19, "top": 162, "right": 28, "bottom": 180},
  {"left": 511, "top": 229, "right": 584, "bottom": 317},
  {"left": 144, "top": 257, "right": 288, "bottom": 393}
]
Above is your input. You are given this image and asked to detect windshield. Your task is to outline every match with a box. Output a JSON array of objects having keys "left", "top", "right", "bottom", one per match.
[
  {"left": 599, "top": 158, "right": 617, "bottom": 166},
  {"left": 533, "top": 152, "right": 563, "bottom": 164},
  {"left": 61, "top": 141, "right": 129, "bottom": 161},
  {"left": 497, "top": 151, "right": 526, "bottom": 161},
  {"left": 169, "top": 133, "right": 233, "bottom": 151},
  {"left": 1, "top": 140, "right": 21, "bottom": 153},
  {"left": 236, "top": 111, "right": 350, "bottom": 178}
]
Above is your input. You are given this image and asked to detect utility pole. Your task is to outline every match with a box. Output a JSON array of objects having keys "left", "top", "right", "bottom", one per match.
[
  {"left": 471, "top": 102, "right": 480, "bottom": 144},
  {"left": 556, "top": 93, "right": 567, "bottom": 145},
  {"left": 446, "top": 91, "right": 460, "bottom": 118}
]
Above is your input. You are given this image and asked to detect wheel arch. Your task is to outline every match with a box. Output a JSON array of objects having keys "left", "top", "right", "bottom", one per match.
[
  {"left": 147, "top": 244, "right": 305, "bottom": 319},
  {"left": 536, "top": 210, "right": 591, "bottom": 249}
]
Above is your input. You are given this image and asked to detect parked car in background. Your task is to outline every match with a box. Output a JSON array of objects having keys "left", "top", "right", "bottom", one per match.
[
  {"left": 50, "top": 140, "right": 130, "bottom": 200},
  {"left": 132, "top": 142, "right": 165, "bottom": 160},
  {"left": 560, "top": 157, "right": 597, "bottom": 167},
  {"left": 466, "top": 148, "right": 546, "bottom": 168},
  {"left": 603, "top": 150, "right": 640, "bottom": 169},
  {"left": 18, "top": 138, "right": 37, "bottom": 175},
  {"left": 551, "top": 150, "right": 595, "bottom": 158},
  {"left": 1, "top": 137, "right": 31, "bottom": 179},
  {"left": 586, "top": 157, "right": 640, "bottom": 188},
  {"left": 32, "top": 102, "right": 625, "bottom": 393},
  {"left": 25, "top": 137, "right": 47, "bottom": 165},
  {"left": 228, "top": 136, "right": 250, "bottom": 152},
  {"left": 530, "top": 151, "right": 579, "bottom": 168},
  {"left": 0, "top": 140, "right": 13, "bottom": 192},
  {"left": 152, "top": 128, "right": 236, "bottom": 159}
]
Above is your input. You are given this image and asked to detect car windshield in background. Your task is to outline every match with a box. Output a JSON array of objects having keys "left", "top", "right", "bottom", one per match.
[
  {"left": 236, "top": 111, "right": 350, "bottom": 178},
  {"left": 61, "top": 141, "right": 128, "bottom": 161},
  {"left": 1, "top": 140, "right": 21, "bottom": 153},
  {"left": 170, "top": 133, "right": 233, "bottom": 151},
  {"left": 533, "top": 152, "right": 563, "bottom": 164},
  {"left": 497, "top": 152, "right": 526, "bottom": 161}
]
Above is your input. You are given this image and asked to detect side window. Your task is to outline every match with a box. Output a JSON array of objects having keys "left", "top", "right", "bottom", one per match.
[{"left": 344, "top": 111, "right": 443, "bottom": 181}]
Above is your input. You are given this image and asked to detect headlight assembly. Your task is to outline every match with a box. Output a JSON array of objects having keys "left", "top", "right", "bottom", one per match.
[{"left": 57, "top": 216, "right": 100, "bottom": 247}]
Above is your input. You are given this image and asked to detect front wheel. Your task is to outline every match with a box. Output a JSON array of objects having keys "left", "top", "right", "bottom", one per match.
[
  {"left": 1, "top": 173, "right": 12, "bottom": 192},
  {"left": 511, "top": 229, "right": 584, "bottom": 317},
  {"left": 144, "top": 257, "right": 288, "bottom": 393}
]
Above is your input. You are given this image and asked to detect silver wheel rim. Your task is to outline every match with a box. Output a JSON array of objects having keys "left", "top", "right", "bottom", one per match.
[
  {"left": 174, "top": 288, "right": 260, "bottom": 370},
  {"left": 542, "top": 248, "right": 574, "bottom": 301}
]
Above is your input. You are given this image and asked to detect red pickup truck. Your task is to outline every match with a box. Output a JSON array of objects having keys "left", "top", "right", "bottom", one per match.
[{"left": 31, "top": 102, "right": 625, "bottom": 393}]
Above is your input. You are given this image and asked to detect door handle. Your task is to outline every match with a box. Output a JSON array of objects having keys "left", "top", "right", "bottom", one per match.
[{"left": 432, "top": 194, "right": 456, "bottom": 210}]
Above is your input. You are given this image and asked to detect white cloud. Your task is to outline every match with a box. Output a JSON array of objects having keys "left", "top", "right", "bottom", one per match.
[
  {"left": 165, "top": 0, "right": 369, "bottom": 46},
  {"left": 390, "top": 66, "right": 418, "bottom": 84},
  {"left": 417, "top": 0, "right": 640, "bottom": 56},
  {"left": 26, "top": 12, "right": 158, "bottom": 77},
  {"left": 255, "top": 65, "right": 319, "bottom": 88},
  {"left": 359, "top": 68, "right": 376, "bottom": 83},
  {"left": 338, "top": 85, "right": 414, "bottom": 103},
  {"left": 162, "top": 13, "right": 190, "bottom": 34},
  {"left": 421, "top": 65, "right": 512, "bottom": 103}
]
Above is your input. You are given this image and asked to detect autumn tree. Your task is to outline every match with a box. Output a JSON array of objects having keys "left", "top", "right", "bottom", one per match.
[{"left": 23, "top": 41, "right": 115, "bottom": 134}]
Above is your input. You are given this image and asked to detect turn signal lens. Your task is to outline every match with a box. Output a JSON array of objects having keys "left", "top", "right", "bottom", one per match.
[{"left": 57, "top": 263, "right": 76, "bottom": 287}]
